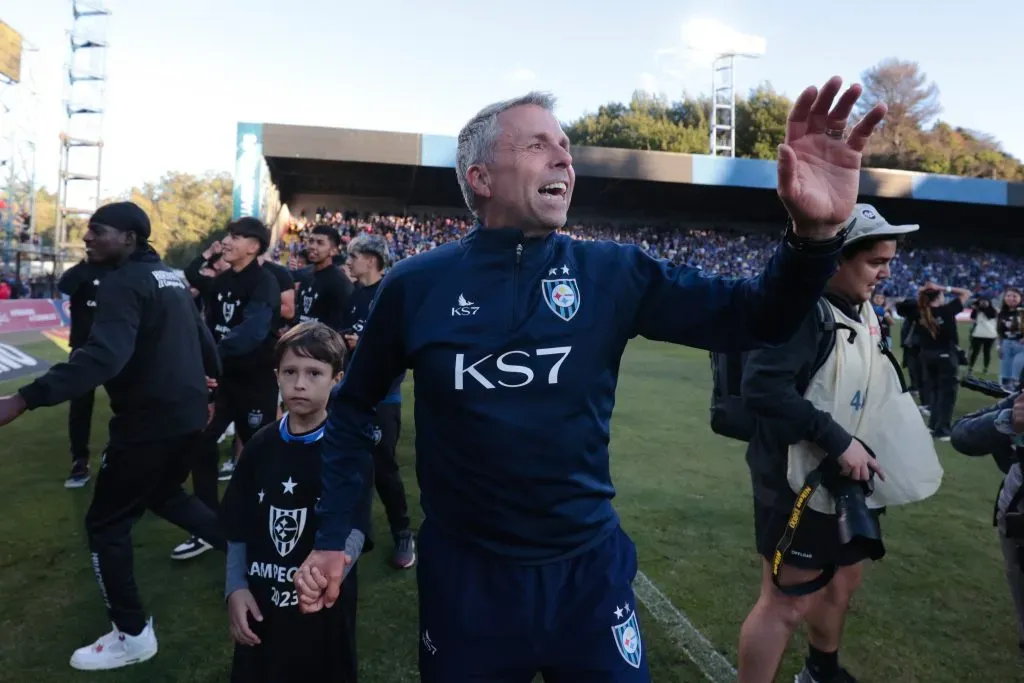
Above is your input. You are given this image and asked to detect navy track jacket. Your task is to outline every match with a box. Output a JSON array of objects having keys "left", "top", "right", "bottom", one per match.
[{"left": 316, "top": 225, "right": 842, "bottom": 562}]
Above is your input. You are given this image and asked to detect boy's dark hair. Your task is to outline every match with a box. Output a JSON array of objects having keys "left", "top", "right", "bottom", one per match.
[
  {"left": 311, "top": 225, "right": 341, "bottom": 248},
  {"left": 840, "top": 235, "right": 903, "bottom": 261},
  {"left": 274, "top": 322, "right": 347, "bottom": 375}
]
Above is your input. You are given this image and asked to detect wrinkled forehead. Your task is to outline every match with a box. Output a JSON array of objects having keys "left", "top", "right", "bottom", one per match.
[{"left": 497, "top": 105, "right": 568, "bottom": 145}]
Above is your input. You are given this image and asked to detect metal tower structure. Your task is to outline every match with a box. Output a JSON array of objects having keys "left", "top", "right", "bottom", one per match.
[
  {"left": 55, "top": 0, "right": 111, "bottom": 267},
  {"left": 709, "top": 55, "right": 736, "bottom": 157}
]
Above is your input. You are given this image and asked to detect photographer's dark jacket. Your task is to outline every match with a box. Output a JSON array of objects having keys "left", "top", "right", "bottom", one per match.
[
  {"left": 19, "top": 248, "right": 221, "bottom": 445},
  {"left": 741, "top": 292, "right": 857, "bottom": 509},
  {"left": 185, "top": 256, "right": 281, "bottom": 379},
  {"left": 951, "top": 394, "right": 1022, "bottom": 528},
  {"left": 744, "top": 292, "right": 941, "bottom": 514}
]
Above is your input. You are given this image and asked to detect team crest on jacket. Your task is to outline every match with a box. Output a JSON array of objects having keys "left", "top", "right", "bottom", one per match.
[
  {"left": 218, "top": 291, "right": 240, "bottom": 322},
  {"left": 542, "top": 278, "right": 581, "bottom": 322},
  {"left": 248, "top": 409, "right": 263, "bottom": 429},
  {"left": 611, "top": 607, "right": 643, "bottom": 669},
  {"left": 269, "top": 505, "right": 307, "bottom": 557}
]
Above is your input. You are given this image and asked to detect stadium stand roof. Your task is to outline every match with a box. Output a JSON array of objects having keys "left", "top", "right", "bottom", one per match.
[{"left": 244, "top": 122, "right": 1024, "bottom": 245}]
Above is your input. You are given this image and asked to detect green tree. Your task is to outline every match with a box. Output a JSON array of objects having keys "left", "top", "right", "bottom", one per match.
[
  {"left": 118, "top": 171, "right": 234, "bottom": 267},
  {"left": 735, "top": 83, "right": 792, "bottom": 160},
  {"left": 564, "top": 91, "right": 707, "bottom": 154}
]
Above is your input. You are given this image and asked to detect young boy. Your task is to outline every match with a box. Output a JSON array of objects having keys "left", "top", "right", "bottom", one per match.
[{"left": 221, "top": 322, "right": 372, "bottom": 682}]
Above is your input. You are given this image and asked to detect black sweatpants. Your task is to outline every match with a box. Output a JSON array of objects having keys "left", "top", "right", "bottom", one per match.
[
  {"left": 903, "top": 345, "right": 923, "bottom": 394},
  {"left": 373, "top": 402, "right": 410, "bottom": 538},
  {"left": 969, "top": 337, "right": 995, "bottom": 372},
  {"left": 192, "top": 372, "right": 279, "bottom": 513},
  {"left": 68, "top": 387, "right": 95, "bottom": 463},
  {"left": 230, "top": 565, "right": 359, "bottom": 683},
  {"left": 921, "top": 349, "right": 959, "bottom": 435},
  {"left": 86, "top": 431, "right": 225, "bottom": 635}
]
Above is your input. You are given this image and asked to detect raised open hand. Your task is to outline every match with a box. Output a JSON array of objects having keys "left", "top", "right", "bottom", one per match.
[{"left": 777, "top": 76, "right": 887, "bottom": 239}]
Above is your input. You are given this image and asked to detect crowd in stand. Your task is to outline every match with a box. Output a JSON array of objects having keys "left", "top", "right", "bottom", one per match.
[{"left": 277, "top": 208, "right": 1024, "bottom": 299}]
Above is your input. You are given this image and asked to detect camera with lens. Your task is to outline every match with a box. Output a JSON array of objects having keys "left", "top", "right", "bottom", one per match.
[{"left": 820, "top": 450, "right": 886, "bottom": 561}]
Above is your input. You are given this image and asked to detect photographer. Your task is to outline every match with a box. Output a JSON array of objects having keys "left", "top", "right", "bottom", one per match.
[
  {"left": 736, "top": 206, "right": 942, "bottom": 683},
  {"left": 950, "top": 391, "right": 1024, "bottom": 658},
  {"left": 915, "top": 283, "right": 971, "bottom": 440}
]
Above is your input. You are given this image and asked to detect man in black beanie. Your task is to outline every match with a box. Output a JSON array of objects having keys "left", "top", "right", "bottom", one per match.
[
  {"left": 175, "top": 216, "right": 281, "bottom": 560},
  {"left": 0, "top": 201, "right": 227, "bottom": 671}
]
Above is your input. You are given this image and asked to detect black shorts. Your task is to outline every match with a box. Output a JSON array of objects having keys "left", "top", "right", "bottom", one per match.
[
  {"left": 753, "top": 499, "right": 883, "bottom": 571},
  {"left": 211, "top": 372, "right": 279, "bottom": 443}
]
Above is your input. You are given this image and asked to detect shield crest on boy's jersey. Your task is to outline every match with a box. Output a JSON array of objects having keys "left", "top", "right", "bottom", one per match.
[
  {"left": 611, "top": 609, "right": 643, "bottom": 669},
  {"left": 542, "top": 278, "right": 581, "bottom": 322},
  {"left": 269, "top": 505, "right": 307, "bottom": 558}
]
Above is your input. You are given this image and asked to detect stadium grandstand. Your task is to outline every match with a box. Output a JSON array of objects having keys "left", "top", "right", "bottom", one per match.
[{"left": 230, "top": 121, "right": 1024, "bottom": 301}]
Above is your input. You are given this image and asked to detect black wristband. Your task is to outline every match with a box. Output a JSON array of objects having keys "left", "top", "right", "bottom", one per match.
[{"left": 783, "top": 219, "right": 848, "bottom": 253}]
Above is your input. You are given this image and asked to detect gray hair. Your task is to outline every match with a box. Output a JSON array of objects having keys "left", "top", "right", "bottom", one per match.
[
  {"left": 455, "top": 91, "right": 558, "bottom": 216},
  {"left": 347, "top": 232, "right": 392, "bottom": 270}
]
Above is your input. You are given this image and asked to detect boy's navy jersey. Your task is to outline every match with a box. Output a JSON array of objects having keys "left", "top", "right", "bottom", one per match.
[
  {"left": 344, "top": 279, "right": 405, "bottom": 401},
  {"left": 58, "top": 260, "right": 111, "bottom": 348},
  {"left": 19, "top": 248, "right": 221, "bottom": 445},
  {"left": 221, "top": 417, "right": 365, "bottom": 682},
  {"left": 185, "top": 256, "right": 281, "bottom": 377},
  {"left": 317, "top": 226, "right": 842, "bottom": 562},
  {"left": 296, "top": 265, "right": 353, "bottom": 331}
]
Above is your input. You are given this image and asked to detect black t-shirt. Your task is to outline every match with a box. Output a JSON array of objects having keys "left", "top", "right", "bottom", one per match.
[
  {"left": 58, "top": 261, "right": 110, "bottom": 348},
  {"left": 999, "top": 307, "right": 1023, "bottom": 341},
  {"left": 262, "top": 259, "right": 295, "bottom": 295},
  {"left": 919, "top": 299, "right": 964, "bottom": 351},
  {"left": 222, "top": 418, "right": 326, "bottom": 616},
  {"left": 220, "top": 418, "right": 358, "bottom": 676},
  {"left": 296, "top": 265, "right": 353, "bottom": 332},
  {"left": 185, "top": 257, "right": 282, "bottom": 378}
]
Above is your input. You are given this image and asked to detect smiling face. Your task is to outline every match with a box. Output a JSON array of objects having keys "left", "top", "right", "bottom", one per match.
[
  {"left": 221, "top": 233, "right": 261, "bottom": 266},
  {"left": 468, "top": 104, "right": 575, "bottom": 233}
]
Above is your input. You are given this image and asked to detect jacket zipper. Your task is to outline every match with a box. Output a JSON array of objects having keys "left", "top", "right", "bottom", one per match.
[{"left": 511, "top": 243, "right": 523, "bottom": 329}]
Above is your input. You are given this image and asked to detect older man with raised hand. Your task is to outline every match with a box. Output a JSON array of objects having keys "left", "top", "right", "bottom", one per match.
[{"left": 295, "top": 77, "right": 886, "bottom": 682}]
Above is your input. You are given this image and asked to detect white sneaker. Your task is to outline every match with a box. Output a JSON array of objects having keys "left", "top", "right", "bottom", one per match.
[{"left": 69, "top": 618, "right": 158, "bottom": 670}]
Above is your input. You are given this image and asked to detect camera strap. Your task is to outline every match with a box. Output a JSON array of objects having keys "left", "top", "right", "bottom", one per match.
[{"left": 771, "top": 464, "right": 837, "bottom": 597}]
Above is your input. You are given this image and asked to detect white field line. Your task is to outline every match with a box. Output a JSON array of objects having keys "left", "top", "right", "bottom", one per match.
[{"left": 634, "top": 570, "right": 737, "bottom": 683}]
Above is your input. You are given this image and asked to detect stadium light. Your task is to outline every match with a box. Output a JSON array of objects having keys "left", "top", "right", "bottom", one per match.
[{"left": 679, "top": 18, "right": 766, "bottom": 157}]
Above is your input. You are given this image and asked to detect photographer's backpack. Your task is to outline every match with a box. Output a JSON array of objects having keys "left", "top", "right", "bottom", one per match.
[{"left": 709, "top": 298, "right": 837, "bottom": 442}]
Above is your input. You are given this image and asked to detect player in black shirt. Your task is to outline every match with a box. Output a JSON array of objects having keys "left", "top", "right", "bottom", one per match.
[
  {"left": 343, "top": 233, "right": 414, "bottom": 569},
  {"left": 57, "top": 259, "right": 111, "bottom": 488},
  {"left": 221, "top": 322, "right": 370, "bottom": 683},
  {"left": 177, "top": 218, "right": 282, "bottom": 561},
  {"left": 917, "top": 282, "right": 972, "bottom": 439},
  {"left": 296, "top": 226, "right": 353, "bottom": 331},
  {"left": 259, "top": 254, "right": 297, "bottom": 329},
  {"left": 0, "top": 202, "right": 226, "bottom": 672}
]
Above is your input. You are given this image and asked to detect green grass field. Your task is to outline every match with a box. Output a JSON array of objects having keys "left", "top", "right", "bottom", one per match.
[{"left": 0, "top": 330, "right": 1019, "bottom": 683}]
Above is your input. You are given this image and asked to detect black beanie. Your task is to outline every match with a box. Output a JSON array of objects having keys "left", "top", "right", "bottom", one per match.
[{"left": 90, "top": 202, "right": 152, "bottom": 242}]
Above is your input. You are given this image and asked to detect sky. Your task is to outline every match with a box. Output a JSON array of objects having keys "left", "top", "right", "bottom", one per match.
[{"left": 3, "top": 0, "right": 1024, "bottom": 204}]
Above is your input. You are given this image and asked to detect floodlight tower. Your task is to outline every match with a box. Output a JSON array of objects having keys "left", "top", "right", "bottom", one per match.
[
  {"left": 55, "top": 0, "right": 111, "bottom": 268},
  {"left": 679, "top": 19, "right": 766, "bottom": 157}
]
